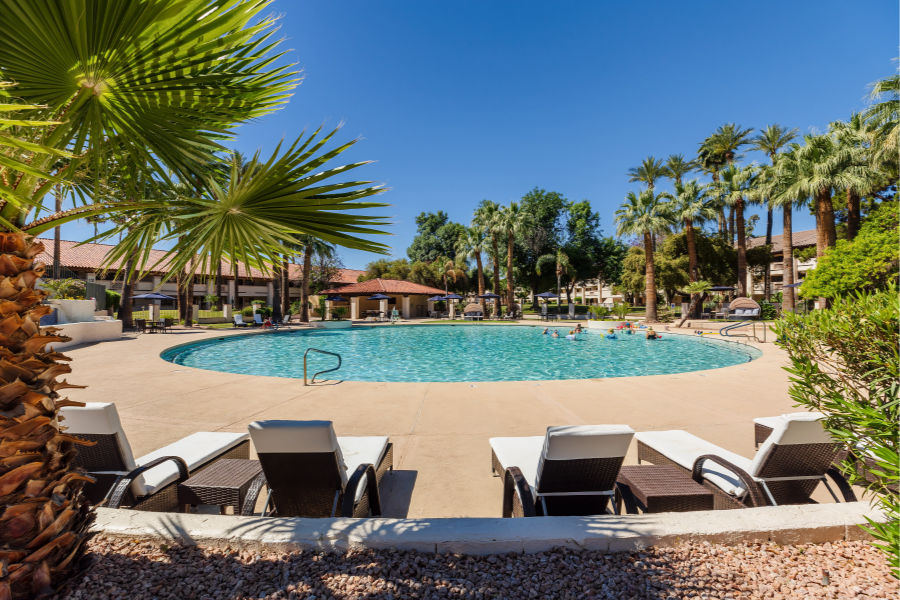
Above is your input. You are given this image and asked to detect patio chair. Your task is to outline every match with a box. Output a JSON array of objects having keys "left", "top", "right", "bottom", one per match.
[
  {"left": 242, "top": 420, "right": 393, "bottom": 518},
  {"left": 462, "top": 303, "right": 484, "bottom": 321},
  {"left": 490, "top": 425, "right": 634, "bottom": 517},
  {"left": 634, "top": 413, "right": 855, "bottom": 510},
  {"left": 254, "top": 314, "right": 264, "bottom": 326},
  {"left": 391, "top": 309, "right": 401, "bottom": 323},
  {"left": 233, "top": 314, "right": 250, "bottom": 327},
  {"left": 135, "top": 319, "right": 148, "bottom": 334},
  {"left": 162, "top": 318, "right": 174, "bottom": 332},
  {"left": 60, "top": 403, "right": 250, "bottom": 511}
]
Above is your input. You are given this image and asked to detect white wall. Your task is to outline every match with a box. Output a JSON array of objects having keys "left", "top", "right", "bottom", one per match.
[{"left": 47, "top": 320, "right": 122, "bottom": 351}]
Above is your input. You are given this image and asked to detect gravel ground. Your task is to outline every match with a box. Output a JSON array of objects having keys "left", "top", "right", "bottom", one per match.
[{"left": 56, "top": 537, "right": 896, "bottom": 600}]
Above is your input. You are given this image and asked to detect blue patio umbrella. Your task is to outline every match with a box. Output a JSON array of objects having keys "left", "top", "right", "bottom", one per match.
[
  {"left": 442, "top": 293, "right": 464, "bottom": 300},
  {"left": 534, "top": 291, "right": 559, "bottom": 299},
  {"left": 325, "top": 295, "right": 347, "bottom": 302},
  {"left": 129, "top": 292, "right": 176, "bottom": 300},
  {"left": 708, "top": 286, "right": 735, "bottom": 292},
  {"left": 428, "top": 296, "right": 444, "bottom": 302},
  {"left": 478, "top": 292, "right": 500, "bottom": 299},
  {"left": 367, "top": 293, "right": 391, "bottom": 300},
  {"left": 782, "top": 282, "right": 803, "bottom": 288}
]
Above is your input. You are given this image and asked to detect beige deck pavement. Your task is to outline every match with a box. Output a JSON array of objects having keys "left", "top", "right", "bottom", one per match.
[{"left": 61, "top": 322, "right": 840, "bottom": 518}]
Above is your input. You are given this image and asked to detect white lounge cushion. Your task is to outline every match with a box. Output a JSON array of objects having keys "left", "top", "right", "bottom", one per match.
[
  {"left": 134, "top": 432, "right": 249, "bottom": 497},
  {"left": 490, "top": 436, "right": 544, "bottom": 500},
  {"left": 634, "top": 430, "right": 753, "bottom": 497},
  {"left": 254, "top": 314, "right": 264, "bottom": 323},
  {"left": 249, "top": 420, "right": 348, "bottom": 484},
  {"left": 60, "top": 403, "right": 137, "bottom": 472},
  {"left": 535, "top": 425, "right": 633, "bottom": 493},
  {"left": 337, "top": 436, "right": 389, "bottom": 502},
  {"left": 753, "top": 412, "right": 826, "bottom": 430},
  {"left": 749, "top": 413, "right": 830, "bottom": 476},
  {"left": 234, "top": 315, "right": 244, "bottom": 324}
]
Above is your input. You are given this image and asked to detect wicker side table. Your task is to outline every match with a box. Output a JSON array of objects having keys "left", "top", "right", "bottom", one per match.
[
  {"left": 615, "top": 465, "right": 714, "bottom": 514},
  {"left": 178, "top": 459, "right": 263, "bottom": 515}
]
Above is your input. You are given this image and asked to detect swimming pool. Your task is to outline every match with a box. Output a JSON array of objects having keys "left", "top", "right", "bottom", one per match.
[{"left": 161, "top": 325, "right": 762, "bottom": 382}]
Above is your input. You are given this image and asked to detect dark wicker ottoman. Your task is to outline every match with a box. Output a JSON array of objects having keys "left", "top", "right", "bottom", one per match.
[
  {"left": 178, "top": 459, "right": 263, "bottom": 515},
  {"left": 615, "top": 465, "right": 714, "bottom": 514}
]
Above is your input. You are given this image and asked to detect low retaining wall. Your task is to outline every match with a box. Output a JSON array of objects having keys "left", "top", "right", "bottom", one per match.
[
  {"left": 315, "top": 320, "right": 352, "bottom": 329},
  {"left": 92, "top": 502, "right": 879, "bottom": 555},
  {"left": 47, "top": 320, "right": 122, "bottom": 351}
]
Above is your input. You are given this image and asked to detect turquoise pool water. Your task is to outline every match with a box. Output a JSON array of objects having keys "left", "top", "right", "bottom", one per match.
[{"left": 161, "top": 325, "right": 761, "bottom": 382}]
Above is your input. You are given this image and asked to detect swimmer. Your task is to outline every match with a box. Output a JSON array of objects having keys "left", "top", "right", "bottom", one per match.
[
  {"left": 574, "top": 323, "right": 583, "bottom": 333},
  {"left": 552, "top": 329, "right": 560, "bottom": 338},
  {"left": 542, "top": 327, "right": 549, "bottom": 335},
  {"left": 605, "top": 328, "right": 618, "bottom": 340},
  {"left": 565, "top": 330, "right": 576, "bottom": 340},
  {"left": 645, "top": 327, "right": 659, "bottom": 340}
]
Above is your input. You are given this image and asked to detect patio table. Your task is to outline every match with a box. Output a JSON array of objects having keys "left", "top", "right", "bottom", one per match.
[
  {"left": 614, "top": 465, "right": 714, "bottom": 514},
  {"left": 178, "top": 459, "right": 263, "bottom": 515}
]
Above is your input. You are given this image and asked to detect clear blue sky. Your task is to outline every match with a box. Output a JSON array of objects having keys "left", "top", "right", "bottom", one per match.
[{"left": 56, "top": 0, "right": 898, "bottom": 270}]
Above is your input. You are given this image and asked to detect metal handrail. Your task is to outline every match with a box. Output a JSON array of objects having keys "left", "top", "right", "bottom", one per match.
[
  {"left": 719, "top": 319, "right": 767, "bottom": 343},
  {"left": 304, "top": 348, "right": 342, "bottom": 385}
]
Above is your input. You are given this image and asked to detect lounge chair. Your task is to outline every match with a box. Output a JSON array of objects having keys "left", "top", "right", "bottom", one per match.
[
  {"left": 254, "top": 314, "right": 264, "bottom": 326},
  {"left": 233, "top": 314, "right": 250, "bottom": 327},
  {"left": 162, "top": 317, "right": 174, "bottom": 332},
  {"left": 242, "top": 420, "right": 393, "bottom": 518},
  {"left": 490, "top": 425, "right": 634, "bottom": 517},
  {"left": 634, "top": 413, "right": 855, "bottom": 509},
  {"left": 61, "top": 403, "right": 250, "bottom": 511}
]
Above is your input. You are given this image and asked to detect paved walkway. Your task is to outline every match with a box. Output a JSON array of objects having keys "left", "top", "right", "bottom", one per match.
[{"left": 62, "top": 321, "right": 834, "bottom": 518}]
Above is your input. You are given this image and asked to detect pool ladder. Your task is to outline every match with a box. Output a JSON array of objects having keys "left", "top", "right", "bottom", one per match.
[{"left": 304, "top": 348, "right": 342, "bottom": 385}]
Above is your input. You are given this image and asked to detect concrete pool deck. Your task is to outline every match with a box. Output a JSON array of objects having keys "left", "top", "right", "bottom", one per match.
[{"left": 62, "top": 321, "right": 839, "bottom": 518}]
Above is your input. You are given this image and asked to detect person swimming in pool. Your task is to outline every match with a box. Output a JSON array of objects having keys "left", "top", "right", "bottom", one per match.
[
  {"left": 574, "top": 323, "right": 583, "bottom": 334},
  {"left": 645, "top": 327, "right": 661, "bottom": 340},
  {"left": 542, "top": 327, "right": 549, "bottom": 335},
  {"left": 605, "top": 328, "right": 618, "bottom": 340},
  {"left": 565, "top": 329, "right": 576, "bottom": 340},
  {"left": 552, "top": 329, "right": 560, "bottom": 338}
]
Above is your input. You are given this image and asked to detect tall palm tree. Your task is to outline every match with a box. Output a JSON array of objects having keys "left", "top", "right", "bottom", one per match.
[
  {"left": 749, "top": 124, "right": 798, "bottom": 298},
  {"left": 456, "top": 226, "right": 487, "bottom": 309},
  {"left": 0, "top": 0, "right": 304, "bottom": 593},
  {"left": 474, "top": 201, "right": 504, "bottom": 310},
  {"left": 663, "top": 154, "right": 697, "bottom": 186},
  {"left": 716, "top": 164, "right": 758, "bottom": 297},
  {"left": 700, "top": 124, "right": 754, "bottom": 241},
  {"left": 697, "top": 146, "right": 728, "bottom": 235},
  {"left": 500, "top": 202, "right": 533, "bottom": 312},
  {"left": 536, "top": 249, "right": 573, "bottom": 310},
  {"left": 778, "top": 134, "right": 871, "bottom": 259},
  {"left": 829, "top": 114, "right": 877, "bottom": 241},
  {"left": 862, "top": 70, "right": 899, "bottom": 162},
  {"left": 767, "top": 150, "right": 810, "bottom": 313},
  {"left": 667, "top": 179, "right": 717, "bottom": 289},
  {"left": 437, "top": 256, "right": 467, "bottom": 295},
  {"left": 627, "top": 156, "right": 667, "bottom": 189},
  {"left": 615, "top": 189, "right": 673, "bottom": 322}
]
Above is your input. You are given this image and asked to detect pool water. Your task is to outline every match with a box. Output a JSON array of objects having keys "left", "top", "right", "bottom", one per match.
[{"left": 161, "top": 325, "right": 761, "bottom": 382}]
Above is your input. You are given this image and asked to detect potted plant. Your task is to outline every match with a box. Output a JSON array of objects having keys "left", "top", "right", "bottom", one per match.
[
  {"left": 588, "top": 301, "right": 631, "bottom": 330},
  {"left": 332, "top": 306, "right": 348, "bottom": 320}
]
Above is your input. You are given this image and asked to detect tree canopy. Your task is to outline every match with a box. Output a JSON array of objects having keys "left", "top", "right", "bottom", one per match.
[{"left": 406, "top": 211, "right": 467, "bottom": 262}]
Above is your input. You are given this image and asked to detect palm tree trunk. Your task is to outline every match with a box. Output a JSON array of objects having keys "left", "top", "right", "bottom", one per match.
[
  {"left": 556, "top": 274, "right": 562, "bottom": 312},
  {"left": 764, "top": 206, "right": 773, "bottom": 300},
  {"left": 300, "top": 246, "right": 312, "bottom": 322},
  {"left": 272, "top": 262, "right": 283, "bottom": 321},
  {"left": 782, "top": 205, "right": 795, "bottom": 313},
  {"left": 53, "top": 185, "right": 62, "bottom": 279},
  {"left": 491, "top": 239, "right": 502, "bottom": 312},
  {"left": 846, "top": 189, "right": 861, "bottom": 241},
  {"left": 685, "top": 218, "right": 701, "bottom": 319},
  {"left": 475, "top": 253, "right": 485, "bottom": 310},
  {"left": 216, "top": 260, "right": 223, "bottom": 311},
  {"left": 815, "top": 188, "right": 837, "bottom": 257},
  {"left": 735, "top": 198, "right": 748, "bottom": 297},
  {"left": 184, "top": 260, "right": 195, "bottom": 327},
  {"left": 281, "top": 256, "right": 289, "bottom": 316},
  {"left": 0, "top": 233, "right": 96, "bottom": 598},
  {"left": 728, "top": 206, "right": 735, "bottom": 244},
  {"left": 643, "top": 231, "right": 658, "bottom": 322},
  {"left": 677, "top": 294, "right": 702, "bottom": 328},
  {"left": 506, "top": 233, "right": 515, "bottom": 312},
  {"left": 718, "top": 208, "right": 726, "bottom": 236},
  {"left": 118, "top": 253, "right": 136, "bottom": 328}
]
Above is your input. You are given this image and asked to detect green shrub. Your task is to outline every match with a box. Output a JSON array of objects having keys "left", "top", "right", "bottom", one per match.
[
  {"left": 241, "top": 306, "right": 254, "bottom": 318},
  {"left": 255, "top": 305, "right": 273, "bottom": 317},
  {"left": 42, "top": 278, "right": 85, "bottom": 300},
  {"left": 759, "top": 300, "right": 777, "bottom": 320},
  {"left": 776, "top": 286, "right": 898, "bottom": 576},
  {"left": 105, "top": 289, "right": 121, "bottom": 311},
  {"left": 332, "top": 306, "right": 348, "bottom": 320}
]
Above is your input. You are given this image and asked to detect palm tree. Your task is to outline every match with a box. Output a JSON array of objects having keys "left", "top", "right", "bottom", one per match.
[
  {"left": 749, "top": 124, "right": 798, "bottom": 298},
  {"left": 767, "top": 149, "right": 810, "bottom": 313},
  {"left": 437, "top": 256, "right": 467, "bottom": 295},
  {"left": 627, "top": 156, "right": 667, "bottom": 189},
  {"left": 536, "top": 249, "right": 573, "bottom": 311},
  {"left": 667, "top": 179, "right": 717, "bottom": 314},
  {"left": 474, "top": 201, "right": 504, "bottom": 311},
  {"left": 499, "top": 202, "right": 533, "bottom": 313},
  {"left": 697, "top": 146, "right": 728, "bottom": 235},
  {"left": 700, "top": 124, "right": 754, "bottom": 241},
  {"left": 456, "top": 226, "right": 488, "bottom": 309},
  {"left": 778, "top": 134, "right": 871, "bottom": 259},
  {"left": 615, "top": 189, "right": 673, "bottom": 322},
  {"left": 676, "top": 280, "right": 712, "bottom": 328},
  {"left": 829, "top": 114, "right": 877, "bottom": 241},
  {"left": 0, "top": 0, "right": 302, "bottom": 592},
  {"left": 862, "top": 70, "right": 899, "bottom": 162},
  {"left": 716, "top": 164, "right": 758, "bottom": 297},
  {"left": 663, "top": 154, "right": 696, "bottom": 186}
]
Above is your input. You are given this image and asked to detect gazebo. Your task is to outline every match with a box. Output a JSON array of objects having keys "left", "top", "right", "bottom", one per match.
[{"left": 318, "top": 278, "right": 447, "bottom": 320}]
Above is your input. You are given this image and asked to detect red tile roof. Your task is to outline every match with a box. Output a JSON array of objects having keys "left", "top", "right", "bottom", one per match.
[
  {"left": 745, "top": 229, "right": 817, "bottom": 253},
  {"left": 34, "top": 239, "right": 364, "bottom": 284},
  {"left": 320, "top": 278, "right": 446, "bottom": 297}
]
